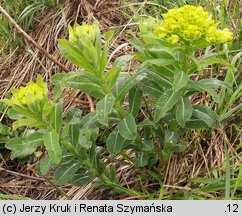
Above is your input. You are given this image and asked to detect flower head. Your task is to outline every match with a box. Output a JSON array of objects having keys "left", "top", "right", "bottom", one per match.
[
  {"left": 152, "top": 5, "right": 233, "bottom": 44},
  {"left": 8, "top": 75, "right": 48, "bottom": 107},
  {"left": 69, "top": 21, "right": 99, "bottom": 43}
]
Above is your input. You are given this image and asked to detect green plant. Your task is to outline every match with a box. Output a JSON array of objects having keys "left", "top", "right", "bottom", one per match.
[{"left": 1, "top": 5, "right": 239, "bottom": 198}]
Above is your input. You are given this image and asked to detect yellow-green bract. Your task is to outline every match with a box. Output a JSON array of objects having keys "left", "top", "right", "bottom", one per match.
[
  {"left": 2, "top": 75, "right": 48, "bottom": 107},
  {"left": 143, "top": 5, "right": 233, "bottom": 44}
]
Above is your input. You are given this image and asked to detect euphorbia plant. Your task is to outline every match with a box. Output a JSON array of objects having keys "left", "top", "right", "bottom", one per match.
[{"left": 2, "top": 5, "right": 236, "bottom": 197}]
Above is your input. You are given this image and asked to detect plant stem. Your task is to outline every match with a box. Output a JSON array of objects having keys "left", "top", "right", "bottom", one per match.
[{"left": 100, "top": 174, "right": 142, "bottom": 197}]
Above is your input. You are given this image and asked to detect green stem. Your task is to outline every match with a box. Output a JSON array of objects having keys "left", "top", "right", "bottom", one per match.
[
  {"left": 100, "top": 174, "right": 142, "bottom": 197},
  {"left": 114, "top": 101, "right": 126, "bottom": 119}
]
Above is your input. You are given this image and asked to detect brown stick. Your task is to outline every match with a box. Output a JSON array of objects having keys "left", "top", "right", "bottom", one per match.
[
  {"left": 0, "top": 167, "right": 44, "bottom": 181},
  {"left": 0, "top": 5, "right": 69, "bottom": 73}
]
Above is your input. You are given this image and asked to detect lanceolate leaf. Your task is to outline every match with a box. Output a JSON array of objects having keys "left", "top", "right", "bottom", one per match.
[
  {"left": 118, "top": 114, "right": 137, "bottom": 140},
  {"left": 135, "top": 153, "right": 149, "bottom": 167},
  {"left": 50, "top": 99, "right": 63, "bottom": 133},
  {"left": 187, "top": 80, "right": 220, "bottom": 102},
  {"left": 39, "top": 156, "right": 55, "bottom": 175},
  {"left": 6, "top": 132, "right": 43, "bottom": 159},
  {"left": 106, "top": 128, "right": 126, "bottom": 157},
  {"left": 154, "top": 89, "right": 182, "bottom": 122},
  {"left": 55, "top": 161, "right": 81, "bottom": 186},
  {"left": 129, "top": 87, "right": 142, "bottom": 117},
  {"left": 173, "top": 71, "right": 189, "bottom": 91},
  {"left": 192, "top": 105, "right": 220, "bottom": 128},
  {"left": 116, "top": 74, "right": 147, "bottom": 102},
  {"left": 96, "top": 94, "right": 115, "bottom": 126},
  {"left": 176, "top": 97, "right": 193, "bottom": 127},
  {"left": 43, "top": 130, "right": 62, "bottom": 164}
]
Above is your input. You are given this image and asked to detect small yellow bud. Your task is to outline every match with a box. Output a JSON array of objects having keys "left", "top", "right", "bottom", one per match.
[{"left": 167, "top": 34, "right": 179, "bottom": 44}]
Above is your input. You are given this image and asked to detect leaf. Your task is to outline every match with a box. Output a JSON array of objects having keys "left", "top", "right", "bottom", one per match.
[
  {"left": 129, "top": 87, "right": 142, "bottom": 117},
  {"left": 143, "top": 58, "right": 180, "bottom": 67},
  {"left": 185, "top": 119, "right": 208, "bottom": 129},
  {"left": 146, "top": 69, "right": 172, "bottom": 88},
  {"left": 43, "top": 130, "right": 62, "bottom": 164},
  {"left": 55, "top": 161, "right": 81, "bottom": 186},
  {"left": 171, "top": 143, "right": 188, "bottom": 153},
  {"left": 0, "top": 123, "right": 9, "bottom": 135},
  {"left": 176, "top": 97, "right": 193, "bottom": 127},
  {"left": 13, "top": 118, "right": 43, "bottom": 130},
  {"left": 7, "top": 108, "right": 24, "bottom": 119},
  {"left": 6, "top": 133, "right": 43, "bottom": 159},
  {"left": 105, "top": 67, "right": 120, "bottom": 89},
  {"left": 173, "top": 71, "right": 189, "bottom": 91},
  {"left": 69, "top": 123, "right": 79, "bottom": 147},
  {"left": 39, "top": 156, "right": 55, "bottom": 175},
  {"left": 118, "top": 114, "right": 137, "bottom": 140},
  {"left": 50, "top": 99, "right": 63, "bottom": 133},
  {"left": 154, "top": 89, "right": 182, "bottom": 122},
  {"left": 71, "top": 172, "right": 93, "bottom": 186},
  {"left": 66, "top": 80, "right": 105, "bottom": 99},
  {"left": 115, "top": 73, "right": 147, "bottom": 102},
  {"left": 113, "top": 54, "right": 133, "bottom": 67},
  {"left": 66, "top": 108, "right": 82, "bottom": 124},
  {"left": 192, "top": 105, "right": 220, "bottom": 128},
  {"left": 138, "top": 79, "right": 163, "bottom": 97},
  {"left": 135, "top": 153, "right": 149, "bottom": 167},
  {"left": 198, "top": 78, "right": 232, "bottom": 91},
  {"left": 187, "top": 80, "right": 220, "bottom": 102},
  {"left": 219, "top": 103, "right": 242, "bottom": 122},
  {"left": 58, "top": 39, "right": 93, "bottom": 71},
  {"left": 96, "top": 94, "right": 115, "bottom": 126},
  {"left": 106, "top": 128, "right": 126, "bottom": 157}
]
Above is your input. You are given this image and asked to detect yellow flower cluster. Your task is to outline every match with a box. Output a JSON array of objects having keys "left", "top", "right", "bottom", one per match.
[
  {"left": 10, "top": 76, "right": 48, "bottom": 106},
  {"left": 69, "top": 21, "right": 99, "bottom": 43},
  {"left": 153, "top": 5, "right": 233, "bottom": 44}
]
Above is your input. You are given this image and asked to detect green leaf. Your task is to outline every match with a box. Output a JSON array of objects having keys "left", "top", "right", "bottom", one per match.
[
  {"left": 135, "top": 153, "right": 149, "bottom": 167},
  {"left": 176, "top": 97, "right": 193, "bottom": 127},
  {"left": 173, "top": 71, "right": 189, "bottom": 91},
  {"left": 187, "top": 80, "right": 220, "bottom": 102},
  {"left": 198, "top": 79, "right": 232, "bottom": 91},
  {"left": 185, "top": 119, "right": 208, "bottom": 129},
  {"left": 219, "top": 103, "right": 242, "bottom": 122},
  {"left": 116, "top": 73, "right": 147, "bottom": 102},
  {"left": 106, "top": 128, "right": 126, "bottom": 157},
  {"left": 192, "top": 105, "right": 220, "bottom": 128},
  {"left": 118, "top": 114, "right": 137, "bottom": 140},
  {"left": 66, "top": 108, "right": 82, "bottom": 124},
  {"left": 154, "top": 90, "right": 182, "bottom": 122},
  {"left": 171, "top": 143, "right": 188, "bottom": 153},
  {"left": 58, "top": 39, "right": 93, "bottom": 71},
  {"left": 7, "top": 108, "right": 24, "bottom": 119},
  {"left": 53, "top": 83, "right": 64, "bottom": 101},
  {"left": 0, "top": 123, "right": 9, "bottom": 135},
  {"left": 129, "top": 87, "right": 142, "bottom": 117},
  {"left": 72, "top": 172, "right": 93, "bottom": 186},
  {"left": 50, "top": 99, "right": 63, "bottom": 133},
  {"left": 96, "top": 94, "right": 115, "bottom": 126},
  {"left": 105, "top": 67, "right": 120, "bottom": 89},
  {"left": 113, "top": 54, "right": 133, "bottom": 67},
  {"left": 143, "top": 58, "right": 180, "bottom": 67},
  {"left": 66, "top": 80, "right": 105, "bottom": 99},
  {"left": 138, "top": 79, "right": 163, "bottom": 97},
  {"left": 13, "top": 118, "right": 43, "bottom": 130},
  {"left": 6, "top": 133, "right": 43, "bottom": 159},
  {"left": 55, "top": 161, "right": 81, "bottom": 186},
  {"left": 69, "top": 123, "right": 79, "bottom": 147},
  {"left": 43, "top": 130, "right": 62, "bottom": 164},
  {"left": 146, "top": 69, "right": 172, "bottom": 88},
  {"left": 39, "top": 156, "right": 55, "bottom": 175}
]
